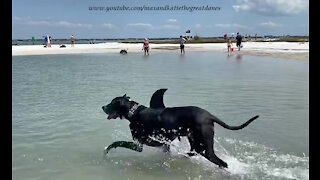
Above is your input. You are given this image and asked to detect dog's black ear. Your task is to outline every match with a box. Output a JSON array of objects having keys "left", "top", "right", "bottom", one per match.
[{"left": 123, "top": 94, "right": 131, "bottom": 100}]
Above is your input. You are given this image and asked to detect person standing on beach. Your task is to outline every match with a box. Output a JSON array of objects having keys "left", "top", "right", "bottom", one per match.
[
  {"left": 227, "top": 39, "right": 233, "bottom": 54},
  {"left": 44, "top": 35, "right": 50, "bottom": 48},
  {"left": 180, "top": 35, "right": 186, "bottom": 54},
  {"left": 44, "top": 35, "right": 47, "bottom": 47},
  {"left": 70, "top": 35, "right": 75, "bottom": 47},
  {"left": 236, "top": 32, "right": 243, "bottom": 51},
  {"left": 142, "top": 38, "right": 150, "bottom": 55},
  {"left": 49, "top": 36, "right": 52, "bottom": 47}
]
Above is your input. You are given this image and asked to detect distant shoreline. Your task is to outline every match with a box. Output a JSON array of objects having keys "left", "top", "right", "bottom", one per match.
[
  {"left": 12, "top": 37, "right": 309, "bottom": 46},
  {"left": 12, "top": 42, "right": 309, "bottom": 60}
]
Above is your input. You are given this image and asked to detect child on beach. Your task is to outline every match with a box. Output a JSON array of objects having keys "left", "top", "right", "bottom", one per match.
[
  {"left": 227, "top": 39, "right": 233, "bottom": 53},
  {"left": 142, "top": 38, "right": 149, "bottom": 55}
]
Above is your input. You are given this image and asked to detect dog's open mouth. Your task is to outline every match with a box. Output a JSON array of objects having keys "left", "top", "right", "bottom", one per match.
[{"left": 107, "top": 113, "right": 119, "bottom": 120}]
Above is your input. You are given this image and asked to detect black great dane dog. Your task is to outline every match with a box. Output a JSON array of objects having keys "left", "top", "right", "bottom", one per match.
[{"left": 102, "top": 89, "right": 259, "bottom": 168}]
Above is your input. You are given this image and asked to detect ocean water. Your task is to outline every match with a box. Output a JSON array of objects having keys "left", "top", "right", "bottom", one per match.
[
  {"left": 12, "top": 39, "right": 114, "bottom": 46},
  {"left": 12, "top": 52, "right": 309, "bottom": 180}
]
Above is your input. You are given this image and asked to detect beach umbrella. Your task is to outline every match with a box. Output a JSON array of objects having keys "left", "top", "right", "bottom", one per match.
[{"left": 229, "top": 33, "right": 235, "bottom": 38}]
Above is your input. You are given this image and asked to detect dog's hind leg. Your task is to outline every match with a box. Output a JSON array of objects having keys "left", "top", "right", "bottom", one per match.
[
  {"left": 162, "top": 144, "right": 170, "bottom": 153},
  {"left": 104, "top": 141, "right": 143, "bottom": 155},
  {"left": 201, "top": 126, "right": 228, "bottom": 168},
  {"left": 193, "top": 125, "right": 228, "bottom": 168}
]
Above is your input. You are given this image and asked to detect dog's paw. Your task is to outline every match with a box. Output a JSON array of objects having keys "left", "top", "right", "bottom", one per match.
[
  {"left": 103, "top": 148, "right": 108, "bottom": 155},
  {"left": 104, "top": 146, "right": 113, "bottom": 155},
  {"left": 219, "top": 162, "right": 228, "bottom": 168},
  {"left": 187, "top": 152, "right": 196, "bottom": 156}
]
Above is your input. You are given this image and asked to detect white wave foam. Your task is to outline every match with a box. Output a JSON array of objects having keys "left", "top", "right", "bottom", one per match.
[
  {"left": 220, "top": 137, "right": 309, "bottom": 179},
  {"left": 264, "top": 166, "right": 309, "bottom": 179},
  {"left": 169, "top": 137, "right": 309, "bottom": 179},
  {"left": 107, "top": 134, "right": 309, "bottom": 179}
]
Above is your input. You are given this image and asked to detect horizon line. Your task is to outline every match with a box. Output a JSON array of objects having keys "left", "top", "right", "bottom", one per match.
[{"left": 12, "top": 35, "right": 309, "bottom": 40}]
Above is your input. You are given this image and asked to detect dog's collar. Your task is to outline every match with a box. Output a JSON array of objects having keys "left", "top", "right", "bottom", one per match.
[{"left": 128, "top": 103, "right": 140, "bottom": 119}]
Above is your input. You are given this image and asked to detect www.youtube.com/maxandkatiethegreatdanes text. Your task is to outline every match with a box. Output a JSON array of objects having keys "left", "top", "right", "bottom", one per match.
[{"left": 88, "top": 5, "right": 221, "bottom": 12}]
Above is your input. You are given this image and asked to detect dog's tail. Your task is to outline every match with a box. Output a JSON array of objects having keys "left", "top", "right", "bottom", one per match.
[{"left": 212, "top": 115, "right": 259, "bottom": 130}]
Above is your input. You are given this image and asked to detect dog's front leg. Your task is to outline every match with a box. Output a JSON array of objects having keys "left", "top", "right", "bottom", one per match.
[
  {"left": 104, "top": 141, "right": 143, "bottom": 155},
  {"left": 187, "top": 135, "right": 197, "bottom": 156}
]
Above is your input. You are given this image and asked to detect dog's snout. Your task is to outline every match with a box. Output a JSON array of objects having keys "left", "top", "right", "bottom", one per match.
[{"left": 102, "top": 106, "right": 105, "bottom": 110}]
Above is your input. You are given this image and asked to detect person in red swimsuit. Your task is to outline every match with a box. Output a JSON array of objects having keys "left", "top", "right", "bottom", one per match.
[{"left": 142, "top": 38, "right": 150, "bottom": 55}]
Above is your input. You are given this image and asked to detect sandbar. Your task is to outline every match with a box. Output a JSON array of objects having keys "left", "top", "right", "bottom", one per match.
[{"left": 12, "top": 42, "right": 309, "bottom": 60}]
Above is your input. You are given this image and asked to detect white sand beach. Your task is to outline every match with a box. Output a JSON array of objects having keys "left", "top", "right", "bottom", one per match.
[{"left": 12, "top": 42, "right": 309, "bottom": 60}]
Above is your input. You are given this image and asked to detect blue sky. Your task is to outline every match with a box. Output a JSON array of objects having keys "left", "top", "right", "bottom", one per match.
[{"left": 12, "top": 0, "right": 309, "bottom": 39}]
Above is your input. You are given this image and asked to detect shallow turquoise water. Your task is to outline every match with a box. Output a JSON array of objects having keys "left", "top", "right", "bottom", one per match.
[{"left": 12, "top": 52, "right": 309, "bottom": 180}]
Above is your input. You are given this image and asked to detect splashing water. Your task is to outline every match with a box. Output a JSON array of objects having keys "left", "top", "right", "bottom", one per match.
[{"left": 141, "top": 136, "right": 309, "bottom": 180}]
